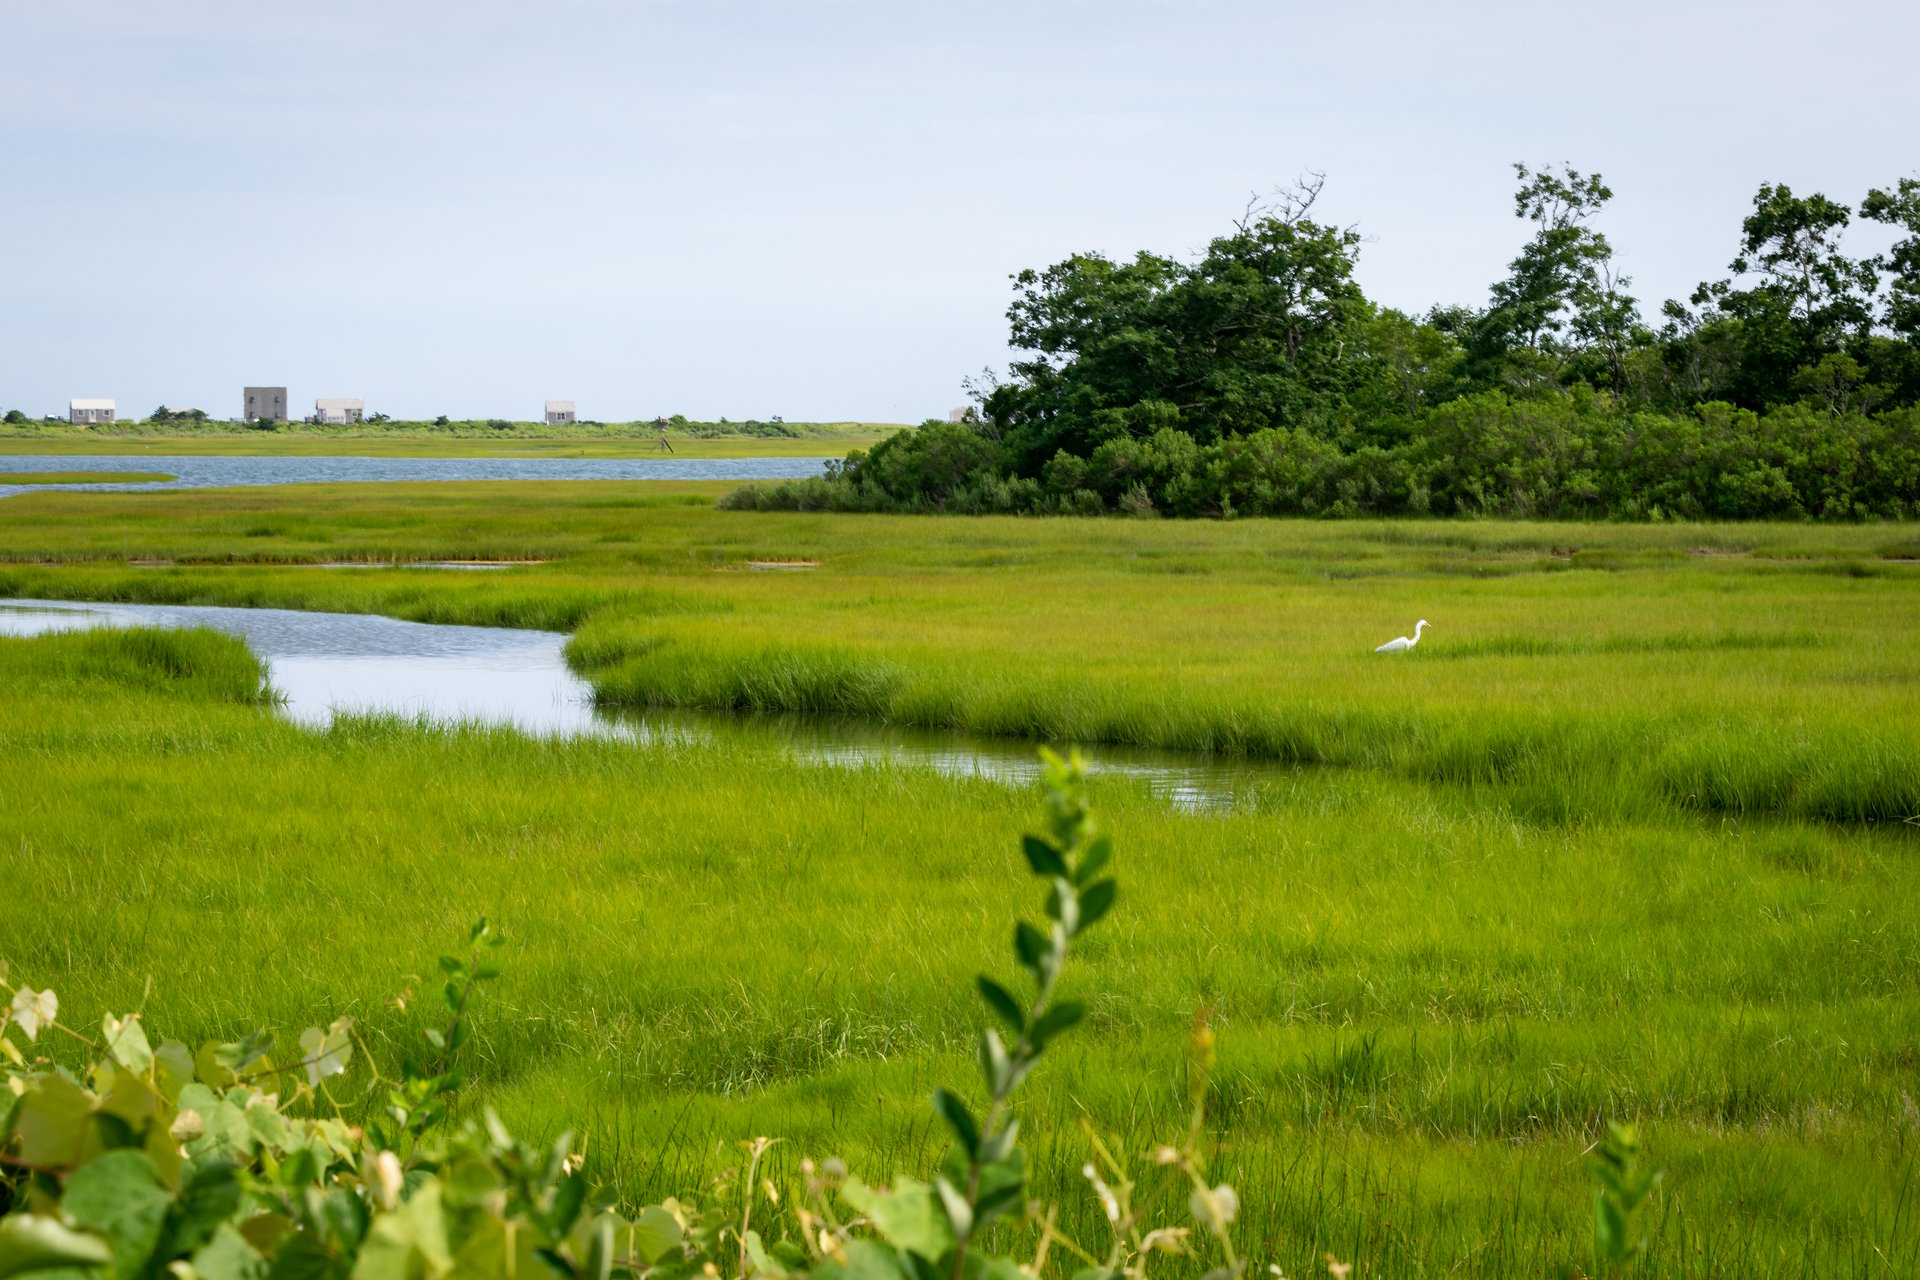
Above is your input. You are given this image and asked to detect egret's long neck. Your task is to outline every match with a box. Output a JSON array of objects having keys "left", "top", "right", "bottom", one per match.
[{"left": 1413, "top": 620, "right": 1426, "bottom": 639}]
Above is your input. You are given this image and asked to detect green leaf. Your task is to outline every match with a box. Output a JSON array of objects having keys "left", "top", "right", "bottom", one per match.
[
  {"left": 195, "top": 1040, "right": 235, "bottom": 1090},
  {"left": 103, "top": 1011, "right": 155, "bottom": 1076},
  {"left": 550, "top": 1171, "right": 588, "bottom": 1236},
  {"left": 169, "top": 1155, "right": 244, "bottom": 1256},
  {"left": 442, "top": 981, "right": 463, "bottom": 1013},
  {"left": 970, "top": 1151, "right": 1025, "bottom": 1230},
  {"left": 156, "top": 1038, "right": 197, "bottom": 1101},
  {"left": 629, "top": 1206, "right": 683, "bottom": 1265},
  {"left": 267, "top": 1230, "right": 349, "bottom": 1280},
  {"left": 840, "top": 1177, "right": 955, "bottom": 1261},
  {"left": 279, "top": 1146, "right": 321, "bottom": 1188},
  {"left": 815, "top": 1239, "right": 913, "bottom": 1280},
  {"left": 471, "top": 962, "right": 503, "bottom": 982},
  {"left": 352, "top": 1180, "right": 452, "bottom": 1280},
  {"left": 191, "top": 1223, "right": 267, "bottom": 1280},
  {"left": 583, "top": 1215, "right": 615, "bottom": 1280},
  {"left": 974, "top": 977, "right": 1024, "bottom": 1032},
  {"left": 1594, "top": 1189, "right": 1628, "bottom": 1262},
  {"left": 1027, "top": 1001, "right": 1086, "bottom": 1051},
  {"left": 1073, "top": 835, "right": 1112, "bottom": 886},
  {"left": 977, "top": 1029, "right": 1012, "bottom": 1096},
  {"left": 933, "top": 1177, "right": 973, "bottom": 1241},
  {"left": 437, "top": 956, "right": 464, "bottom": 976},
  {"left": 0, "top": 1214, "right": 115, "bottom": 1278},
  {"left": 1076, "top": 879, "right": 1118, "bottom": 931},
  {"left": 298, "top": 1018, "right": 354, "bottom": 1088},
  {"left": 931, "top": 1088, "right": 979, "bottom": 1157},
  {"left": 469, "top": 916, "right": 490, "bottom": 943},
  {"left": 11, "top": 1073, "right": 93, "bottom": 1168},
  {"left": 62, "top": 1149, "right": 174, "bottom": 1280},
  {"left": 1021, "top": 835, "right": 1067, "bottom": 878},
  {"left": 214, "top": 1029, "right": 275, "bottom": 1075},
  {"left": 1013, "top": 922, "right": 1048, "bottom": 973}
]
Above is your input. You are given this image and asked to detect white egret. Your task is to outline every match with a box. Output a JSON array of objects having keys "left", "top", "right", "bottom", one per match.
[{"left": 1374, "top": 620, "right": 1428, "bottom": 654}]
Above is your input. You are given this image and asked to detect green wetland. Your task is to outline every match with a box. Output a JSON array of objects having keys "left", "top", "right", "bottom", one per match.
[{"left": 2, "top": 480, "right": 1918, "bottom": 1276}]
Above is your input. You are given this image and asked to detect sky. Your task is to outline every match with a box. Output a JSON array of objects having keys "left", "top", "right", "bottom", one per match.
[{"left": 3, "top": 0, "right": 1916, "bottom": 424}]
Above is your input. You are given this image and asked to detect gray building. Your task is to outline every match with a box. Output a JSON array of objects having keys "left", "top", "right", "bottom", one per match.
[
  {"left": 69, "top": 398, "right": 116, "bottom": 425},
  {"left": 545, "top": 400, "right": 576, "bottom": 425},
  {"left": 315, "top": 397, "right": 364, "bottom": 424},
  {"left": 244, "top": 386, "right": 288, "bottom": 423}
]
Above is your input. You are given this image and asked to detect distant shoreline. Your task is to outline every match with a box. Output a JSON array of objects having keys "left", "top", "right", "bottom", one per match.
[{"left": 0, "top": 419, "right": 903, "bottom": 459}]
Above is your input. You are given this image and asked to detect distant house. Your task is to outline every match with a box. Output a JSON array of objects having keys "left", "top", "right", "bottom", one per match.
[
  {"left": 70, "top": 398, "right": 116, "bottom": 425},
  {"left": 244, "top": 386, "right": 288, "bottom": 423},
  {"left": 315, "top": 397, "right": 364, "bottom": 425},
  {"left": 545, "top": 400, "right": 576, "bottom": 425}
]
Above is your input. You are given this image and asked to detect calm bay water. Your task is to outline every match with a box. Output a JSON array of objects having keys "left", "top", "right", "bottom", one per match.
[
  {"left": 0, "top": 599, "right": 1276, "bottom": 810},
  {"left": 0, "top": 454, "right": 829, "bottom": 497}
]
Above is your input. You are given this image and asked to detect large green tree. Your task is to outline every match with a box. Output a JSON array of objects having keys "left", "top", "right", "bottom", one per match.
[
  {"left": 986, "top": 178, "right": 1373, "bottom": 474},
  {"left": 1663, "top": 182, "right": 1882, "bottom": 410},
  {"left": 1466, "top": 164, "right": 1640, "bottom": 396}
]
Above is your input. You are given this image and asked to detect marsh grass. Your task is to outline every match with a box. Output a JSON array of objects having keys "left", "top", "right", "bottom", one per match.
[
  {"left": 0, "top": 470, "right": 175, "bottom": 484},
  {"left": 5, "top": 487, "right": 1920, "bottom": 823},
  {"left": 3, "top": 489, "right": 1919, "bottom": 1272},
  {"left": 2, "top": 627, "right": 1917, "bottom": 1275}
]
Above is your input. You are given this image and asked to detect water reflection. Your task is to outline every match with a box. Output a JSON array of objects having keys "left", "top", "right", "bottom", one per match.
[
  {"left": 0, "top": 599, "right": 1275, "bottom": 811},
  {"left": 0, "top": 599, "right": 600, "bottom": 734}
]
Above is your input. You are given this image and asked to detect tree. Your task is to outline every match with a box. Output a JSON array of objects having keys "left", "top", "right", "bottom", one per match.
[
  {"left": 1731, "top": 182, "right": 1877, "bottom": 338},
  {"left": 1863, "top": 176, "right": 1920, "bottom": 340},
  {"left": 1467, "top": 164, "right": 1638, "bottom": 395},
  {"left": 1660, "top": 183, "right": 1881, "bottom": 411},
  {"left": 987, "top": 177, "right": 1371, "bottom": 473}
]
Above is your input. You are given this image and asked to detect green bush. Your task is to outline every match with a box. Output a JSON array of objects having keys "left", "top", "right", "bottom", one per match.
[{"left": 726, "top": 395, "right": 1920, "bottom": 520}]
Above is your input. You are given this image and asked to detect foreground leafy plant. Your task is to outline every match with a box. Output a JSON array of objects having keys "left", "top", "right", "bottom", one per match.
[{"left": 0, "top": 755, "right": 1136, "bottom": 1280}]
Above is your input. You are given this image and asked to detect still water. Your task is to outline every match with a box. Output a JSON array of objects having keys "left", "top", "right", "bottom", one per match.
[
  {"left": 0, "top": 599, "right": 1275, "bottom": 810},
  {"left": 0, "top": 454, "right": 830, "bottom": 498}
]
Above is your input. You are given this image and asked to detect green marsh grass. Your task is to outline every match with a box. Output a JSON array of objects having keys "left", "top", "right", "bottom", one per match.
[
  {"left": 0, "top": 470, "right": 174, "bottom": 484},
  {"left": 1, "top": 628, "right": 1915, "bottom": 1275},
  {"left": 5, "top": 484, "right": 1920, "bottom": 823}
]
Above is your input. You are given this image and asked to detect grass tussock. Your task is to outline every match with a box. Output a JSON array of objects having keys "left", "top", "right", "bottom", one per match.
[{"left": 1, "top": 624, "right": 272, "bottom": 704}]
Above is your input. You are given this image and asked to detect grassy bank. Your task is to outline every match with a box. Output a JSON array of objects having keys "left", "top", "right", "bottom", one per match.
[
  {"left": 0, "top": 420, "right": 899, "bottom": 458},
  {"left": 4, "top": 482, "right": 1918, "bottom": 822},
  {"left": 0, "top": 469, "right": 174, "bottom": 484},
  {"left": 2, "top": 625, "right": 1915, "bottom": 1276}
]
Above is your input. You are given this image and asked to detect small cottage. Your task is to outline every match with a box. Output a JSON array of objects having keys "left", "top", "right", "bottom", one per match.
[
  {"left": 316, "top": 397, "right": 365, "bottom": 424},
  {"left": 69, "top": 398, "right": 116, "bottom": 425}
]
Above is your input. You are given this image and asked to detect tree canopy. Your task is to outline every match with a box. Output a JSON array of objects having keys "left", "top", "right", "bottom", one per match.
[{"left": 732, "top": 166, "right": 1920, "bottom": 520}]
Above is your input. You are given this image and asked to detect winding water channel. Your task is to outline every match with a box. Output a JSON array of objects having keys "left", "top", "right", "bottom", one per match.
[
  {"left": 0, "top": 599, "right": 1279, "bottom": 810},
  {"left": 0, "top": 454, "right": 831, "bottom": 498}
]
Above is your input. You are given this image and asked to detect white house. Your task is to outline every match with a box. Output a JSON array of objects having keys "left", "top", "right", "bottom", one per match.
[
  {"left": 545, "top": 400, "right": 576, "bottom": 425},
  {"left": 315, "top": 397, "right": 365, "bottom": 424},
  {"left": 70, "top": 398, "right": 115, "bottom": 425}
]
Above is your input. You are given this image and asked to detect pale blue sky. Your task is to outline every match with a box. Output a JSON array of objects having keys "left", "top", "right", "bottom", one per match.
[{"left": 3, "top": 0, "right": 1915, "bottom": 423}]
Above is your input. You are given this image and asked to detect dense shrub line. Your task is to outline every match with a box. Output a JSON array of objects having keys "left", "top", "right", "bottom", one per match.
[{"left": 723, "top": 393, "right": 1920, "bottom": 519}]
